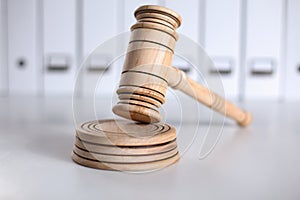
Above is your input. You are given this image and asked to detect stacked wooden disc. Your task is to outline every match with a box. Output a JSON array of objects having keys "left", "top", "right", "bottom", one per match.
[{"left": 72, "top": 119, "right": 179, "bottom": 172}]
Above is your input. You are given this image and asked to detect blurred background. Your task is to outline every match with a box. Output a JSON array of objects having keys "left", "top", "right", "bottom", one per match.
[
  {"left": 1, "top": 1, "right": 300, "bottom": 199},
  {"left": 0, "top": 0, "right": 299, "bottom": 101}
]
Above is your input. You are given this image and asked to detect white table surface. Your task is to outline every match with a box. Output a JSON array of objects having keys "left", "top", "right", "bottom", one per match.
[{"left": 0, "top": 96, "right": 300, "bottom": 200}]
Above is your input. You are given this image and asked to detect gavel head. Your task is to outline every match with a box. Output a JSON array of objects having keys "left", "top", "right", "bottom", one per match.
[{"left": 112, "top": 5, "right": 182, "bottom": 123}]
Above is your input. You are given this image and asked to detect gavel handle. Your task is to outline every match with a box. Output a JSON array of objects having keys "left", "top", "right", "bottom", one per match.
[{"left": 169, "top": 68, "right": 252, "bottom": 127}]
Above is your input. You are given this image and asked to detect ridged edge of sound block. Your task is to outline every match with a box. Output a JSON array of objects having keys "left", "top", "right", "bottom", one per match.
[
  {"left": 72, "top": 150, "right": 180, "bottom": 172},
  {"left": 75, "top": 137, "right": 178, "bottom": 156},
  {"left": 73, "top": 144, "right": 179, "bottom": 163}
]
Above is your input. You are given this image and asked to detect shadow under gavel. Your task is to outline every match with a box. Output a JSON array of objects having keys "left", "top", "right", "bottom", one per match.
[{"left": 113, "top": 5, "right": 252, "bottom": 127}]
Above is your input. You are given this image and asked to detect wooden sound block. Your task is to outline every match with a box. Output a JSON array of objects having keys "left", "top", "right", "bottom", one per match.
[
  {"left": 71, "top": 151, "right": 180, "bottom": 172},
  {"left": 75, "top": 137, "right": 178, "bottom": 156},
  {"left": 76, "top": 119, "right": 176, "bottom": 146},
  {"left": 73, "top": 145, "right": 178, "bottom": 163}
]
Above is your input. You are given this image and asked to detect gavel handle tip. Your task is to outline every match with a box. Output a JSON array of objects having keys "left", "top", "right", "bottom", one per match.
[{"left": 237, "top": 111, "right": 252, "bottom": 127}]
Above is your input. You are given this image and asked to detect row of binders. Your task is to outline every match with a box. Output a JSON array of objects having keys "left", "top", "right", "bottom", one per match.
[{"left": 0, "top": 0, "right": 299, "bottom": 101}]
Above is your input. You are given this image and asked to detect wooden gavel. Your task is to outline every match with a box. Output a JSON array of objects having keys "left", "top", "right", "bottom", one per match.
[{"left": 112, "top": 5, "right": 252, "bottom": 127}]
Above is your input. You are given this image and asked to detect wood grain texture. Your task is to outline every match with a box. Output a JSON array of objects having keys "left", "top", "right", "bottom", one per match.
[
  {"left": 72, "top": 119, "right": 179, "bottom": 171},
  {"left": 113, "top": 5, "right": 180, "bottom": 123},
  {"left": 113, "top": 5, "right": 252, "bottom": 127},
  {"left": 134, "top": 5, "right": 182, "bottom": 28},
  {"left": 72, "top": 151, "right": 180, "bottom": 172},
  {"left": 75, "top": 137, "right": 178, "bottom": 156},
  {"left": 73, "top": 145, "right": 178, "bottom": 163},
  {"left": 135, "top": 12, "right": 179, "bottom": 29},
  {"left": 76, "top": 119, "right": 176, "bottom": 146},
  {"left": 168, "top": 70, "right": 252, "bottom": 127}
]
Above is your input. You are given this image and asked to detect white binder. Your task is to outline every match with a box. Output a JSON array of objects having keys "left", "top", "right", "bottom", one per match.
[
  {"left": 81, "top": 0, "right": 119, "bottom": 97},
  {"left": 244, "top": 0, "right": 284, "bottom": 100},
  {"left": 7, "top": 0, "right": 41, "bottom": 95},
  {"left": 0, "top": 0, "right": 8, "bottom": 95},
  {"left": 204, "top": 0, "right": 241, "bottom": 99},
  {"left": 284, "top": 0, "right": 300, "bottom": 101},
  {"left": 43, "top": 0, "right": 77, "bottom": 95}
]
